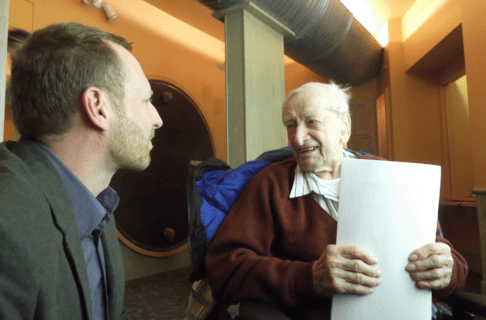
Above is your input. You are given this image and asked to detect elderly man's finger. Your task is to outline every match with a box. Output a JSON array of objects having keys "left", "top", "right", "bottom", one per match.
[
  {"left": 416, "top": 277, "right": 452, "bottom": 290},
  {"left": 342, "top": 269, "right": 382, "bottom": 287},
  {"left": 340, "top": 281, "right": 377, "bottom": 295},
  {"left": 313, "top": 245, "right": 382, "bottom": 297},
  {"left": 337, "top": 245, "right": 379, "bottom": 265},
  {"left": 341, "top": 258, "right": 382, "bottom": 278},
  {"left": 406, "top": 252, "right": 453, "bottom": 272},
  {"left": 408, "top": 243, "right": 451, "bottom": 262},
  {"left": 327, "top": 275, "right": 379, "bottom": 295},
  {"left": 409, "top": 267, "right": 452, "bottom": 281}
]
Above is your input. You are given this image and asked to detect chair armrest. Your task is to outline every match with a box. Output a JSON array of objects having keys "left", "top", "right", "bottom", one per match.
[{"left": 443, "top": 290, "right": 486, "bottom": 318}]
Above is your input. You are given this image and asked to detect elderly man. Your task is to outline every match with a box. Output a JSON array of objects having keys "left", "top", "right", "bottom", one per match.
[
  {"left": 205, "top": 82, "right": 467, "bottom": 319},
  {"left": 0, "top": 23, "right": 162, "bottom": 319}
]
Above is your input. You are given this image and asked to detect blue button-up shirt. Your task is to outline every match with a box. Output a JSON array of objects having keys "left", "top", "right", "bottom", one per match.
[{"left": 37, "top": 142, "right": 119, "bottom": 320}]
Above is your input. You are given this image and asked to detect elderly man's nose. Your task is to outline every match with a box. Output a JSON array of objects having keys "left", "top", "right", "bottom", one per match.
[{"left": 294, "top": 126, "right": 309, "bottom": 144}]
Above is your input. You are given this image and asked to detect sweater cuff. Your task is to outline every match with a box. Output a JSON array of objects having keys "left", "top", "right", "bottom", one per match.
[
  {"left": 432, "top": 244, "right": 468, "bottom": 299},
  {"left": 433, "top": 259, "right": 468, "bottom": 299},
  {"left": 292, "top": 262, "right": 317, "bottom": 301}
]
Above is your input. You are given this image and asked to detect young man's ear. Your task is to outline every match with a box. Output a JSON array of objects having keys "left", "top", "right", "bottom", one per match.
[
  {"left": 80, "top": 87, "right": 110, "bottom": 131},
  {"left": 341, "top": 113, "right": 351, "bottom": 144}
]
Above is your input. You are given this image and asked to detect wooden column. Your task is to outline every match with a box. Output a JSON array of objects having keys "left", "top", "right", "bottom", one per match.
[
  {"left": 213, "top": 2, "right": 294, "bottom": 167},
  {"left": 462, "top": 2, "right": 486, "bottom": 294},
  {"left": 473, "top": 189, "right": 486, "bottom": 293},
  {"left": 1, "top": 0, "right": 9, "bottom": 142}
]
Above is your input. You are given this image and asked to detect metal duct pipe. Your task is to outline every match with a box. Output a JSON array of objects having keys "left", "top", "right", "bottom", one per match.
[{"left": 201, "top": 0, "right": 384, "bottom": 86}]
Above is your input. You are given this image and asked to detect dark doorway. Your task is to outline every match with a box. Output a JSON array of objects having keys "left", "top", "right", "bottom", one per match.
[{"left": 112, "top": 80, "right": 214, "bottom": 256}]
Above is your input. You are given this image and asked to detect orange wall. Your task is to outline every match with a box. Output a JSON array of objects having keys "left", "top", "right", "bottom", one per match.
[
  {"left": 386, "top": 19, "right": 443, "bottom": 166},
  {"left": 385, "top": 0, "right": 486, "bottom": 188},
  {"left": 382, "top": 0, "right": 486, "bottom": 260},
  {"left": 402, "top": 1, "right": 463, "bottom": 72},
  {"left": 284, "top": 61, "right": 328, "bottom": 95},
  {"left": 384, "top": 0, "right": 486, "bottom": 190}
]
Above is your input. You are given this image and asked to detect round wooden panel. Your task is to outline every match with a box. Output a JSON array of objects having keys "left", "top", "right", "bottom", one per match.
[{"left": 112, "top": 80, "right": 214, "bottom": 256}]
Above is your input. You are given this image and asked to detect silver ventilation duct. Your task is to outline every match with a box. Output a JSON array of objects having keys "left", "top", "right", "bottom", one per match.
[{"left": 201, "top": 0, "right": 384, "bottom": 86}]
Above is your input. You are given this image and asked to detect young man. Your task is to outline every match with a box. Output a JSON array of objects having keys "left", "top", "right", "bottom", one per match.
[{"left": 0, "top": 22, "right": 162, "bottom": 319}]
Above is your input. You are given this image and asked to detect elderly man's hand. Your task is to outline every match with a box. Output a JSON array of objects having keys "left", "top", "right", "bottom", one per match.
[
  {"left": 312, "top": 245, "right": 382, "bottom": 297},
  {"left": 405, "top": 243, "right": 453, "bottom": 290}
]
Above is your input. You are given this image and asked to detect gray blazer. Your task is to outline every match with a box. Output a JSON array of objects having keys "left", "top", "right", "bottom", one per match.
[{"left": 0, "top": 138, "right": 130, "bottom": 320}]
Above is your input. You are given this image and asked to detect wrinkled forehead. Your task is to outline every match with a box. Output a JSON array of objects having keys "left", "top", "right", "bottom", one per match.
[
  {"left": 283, "top": 84, "right": 349, "bottom": 115},
  {"left": 282, "top": 91, "right": 329, "bottom": 117}
]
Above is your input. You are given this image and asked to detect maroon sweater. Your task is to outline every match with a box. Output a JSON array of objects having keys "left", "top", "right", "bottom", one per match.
[{"left": 205, "top": 156, "right": 468, "bottom": 309}]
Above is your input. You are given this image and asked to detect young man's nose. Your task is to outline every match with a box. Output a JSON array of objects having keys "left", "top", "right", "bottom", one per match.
[{"left": 151, "top": 104, "right": 163, "bottom": 129}]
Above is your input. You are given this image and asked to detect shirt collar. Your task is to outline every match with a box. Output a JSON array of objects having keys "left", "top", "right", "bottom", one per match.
[
  {"left": 289, "top": 148, "right": 356, "bottom": 200},
  {"left": 35, "top": 141, "right": 119, "bottom": 240}
]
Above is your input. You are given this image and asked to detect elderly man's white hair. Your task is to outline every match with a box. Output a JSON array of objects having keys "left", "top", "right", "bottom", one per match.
[{"left": 282, "top": 81, "right": 351, "bottom": 114}]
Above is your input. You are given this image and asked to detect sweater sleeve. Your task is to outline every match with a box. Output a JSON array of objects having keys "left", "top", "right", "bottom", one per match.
[
  {"left": 433, "top": 231, "right": 468, "bottom": 299},
  {"left": 205, "top": 167, "right": 316, "bottom": 306}
]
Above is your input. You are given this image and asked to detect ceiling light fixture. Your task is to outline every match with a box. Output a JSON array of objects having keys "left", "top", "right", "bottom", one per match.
[{"left": 82, "top": 0, "right": 117, "bottom": 21}]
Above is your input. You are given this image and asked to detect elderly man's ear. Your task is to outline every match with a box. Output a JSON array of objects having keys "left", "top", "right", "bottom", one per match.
[{"left": 341, "top": 113, "right": 351, "bottom": 144}]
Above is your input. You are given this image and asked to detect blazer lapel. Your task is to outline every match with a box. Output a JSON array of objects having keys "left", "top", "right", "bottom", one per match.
[
  {"left": 12, "top": 138, "right": 93, "bottom": 319},
  {"left": 101, "top": 217, "right": 126, "bottom": 320}
]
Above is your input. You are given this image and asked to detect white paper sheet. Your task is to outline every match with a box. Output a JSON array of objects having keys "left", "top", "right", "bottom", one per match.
[{"left": 331, "top": 159, "right": 441, "bottom": 320}]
